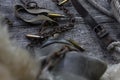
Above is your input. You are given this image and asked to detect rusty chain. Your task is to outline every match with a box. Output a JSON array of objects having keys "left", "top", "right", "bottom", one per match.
[
  {"left": 39, "top": 0, "right": 75, "bottom": 38},
  {"left": 40, "top": 0, "right": 75, "bottom": 38},
  {"left": 25, "top": 0, "right": 75, "bottom": 46}
]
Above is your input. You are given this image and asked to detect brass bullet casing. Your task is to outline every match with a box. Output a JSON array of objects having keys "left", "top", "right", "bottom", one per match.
[
  {"left": 67, "top": 39, "right": 85, "bottom": 52},
  {"left": 26, "top": 34, "right": 42, "bottom": 39},
  {"left": 59, "top": 0, "right": 68, "bottom": 6},
  {"left": 48, "top": 13, "right": 65, "bottom": 17}
]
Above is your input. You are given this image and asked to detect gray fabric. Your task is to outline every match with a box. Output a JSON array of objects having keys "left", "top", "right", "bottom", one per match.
[
  {"left": 0, "top": 0, "right": 120, "bottom": 63},
  {"left": 0, "top": 0, "right": 120, "bottom": 79},
  {"left": 53, "top": 72, "right": 88, "bottom": 80},
  {"left": 52, "top": 52, "right": 107, "bottom": 80}
]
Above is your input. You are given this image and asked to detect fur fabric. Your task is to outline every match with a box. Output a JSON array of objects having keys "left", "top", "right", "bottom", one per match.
[
  {"left": 0, "top": 14, "right": 40, "bottom": 80},
  {"left": 101, "top": 63, "right": 120, "bottom": 80}
]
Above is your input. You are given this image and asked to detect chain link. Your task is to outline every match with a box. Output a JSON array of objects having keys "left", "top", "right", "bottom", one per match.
[
  {"left": 37, "top": 0, "right": 75, "bottom": 40},
  {"left": 25, "top": 0, "right": 76, "bottom": 47}
]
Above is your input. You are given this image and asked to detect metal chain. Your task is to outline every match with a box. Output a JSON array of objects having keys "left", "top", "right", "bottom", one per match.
[
  {"left": 25, "top": 0, "right": 75, "bottom": 47},
  {"left": 36, "top": 0, "right": 75, "bottom": 41}
]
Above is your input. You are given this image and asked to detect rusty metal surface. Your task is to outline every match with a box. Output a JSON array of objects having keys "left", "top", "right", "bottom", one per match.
[{"left": 0, "top": 0, "right": 120, "bottom": 66}]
